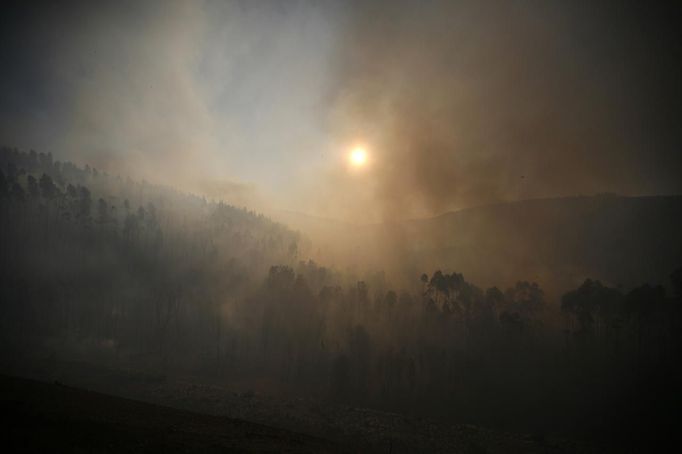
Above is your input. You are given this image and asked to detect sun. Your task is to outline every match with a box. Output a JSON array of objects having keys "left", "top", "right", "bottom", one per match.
[{"left": 349, "top": 146, "right": 368, "bottom": 167}]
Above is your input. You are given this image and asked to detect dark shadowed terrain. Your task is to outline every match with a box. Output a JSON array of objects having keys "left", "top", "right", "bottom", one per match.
[
  {"left": 1, "top": 374, "right": 343, "bottom": 453},
  {"left": 2, "top": 369, "right": 607, "bottom": 454}
]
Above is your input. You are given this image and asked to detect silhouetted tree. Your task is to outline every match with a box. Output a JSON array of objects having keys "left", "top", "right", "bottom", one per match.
[
  {"left": 39, "top": 173, "right": 57, "bottom": 199},
  {"left": 27, "top": 175, "right": 39, "bottom": 198}
]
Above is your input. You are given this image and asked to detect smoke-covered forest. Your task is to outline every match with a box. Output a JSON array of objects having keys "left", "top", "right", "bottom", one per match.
[
  {"left": 2, "top": 147, "right": 680, "bottom": 449},
  {"left": 2, "top": 2, "right": 682, "bottom": 451}
]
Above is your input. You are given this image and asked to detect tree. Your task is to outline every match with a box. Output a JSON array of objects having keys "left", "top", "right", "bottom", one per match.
[
  {"left": 97, "top": 198, "right": 110, "bottom": 225},
  {"left": 27, "top": 175, "right": 39, "bottom": 198},
  {"left": 385, "top": 290, "right": 397, "bottom": 312},
  {"left": 498, "top": 281, "right": 544, "bottom": 335},
  {"left": 331, "top": 354, "right": 350, "bottom": 399},
  {"left": 485, "top": 287, "right": 505, "bottom": 312},
  {"left": 561, "top": 279, "right": 623, "bottom": 341},
  {"left": 348, "top": 325, "right": 371, "bottom": 395},
  {"left": 28, "top": 150, "right": 38, "bottom": 169},
  {"left": 39, "top": 173, "right": 57, "bottom": 199},
  {"left": 505, "top": 281, "right": 544, "bottom": 318},
  {"left": 0, "top": 169, "right": 8, "bottom": 197},
  {"left": 267, "top": 265, "right": 295, "bottom": 291},
  {"left": 66, "top": 184, "right": 77, "bottom": 199},
  {"left": 123, "top": 212, "right": 139, "bottom": 241},
  {"left": 425, "top": 270, "right": 469, "bottom": 316},
  {"left": 77, "top": 186, "right": 92, "bottom": 222},
  {"left": 10, "top": 182, "right": 25, "bottom": 201},
  {"left": 288, "top": 241, "right": 298, "bottom": 261}
]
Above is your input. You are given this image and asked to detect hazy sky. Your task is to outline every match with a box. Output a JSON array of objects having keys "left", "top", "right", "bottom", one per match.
[{"left": 1, "top": 1, "right": 680, "bottom": 221}]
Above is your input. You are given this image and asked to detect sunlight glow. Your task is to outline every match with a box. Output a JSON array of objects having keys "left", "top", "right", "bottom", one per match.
[{"left": 349, "top": 146, "right": 368, "bottom": 167}]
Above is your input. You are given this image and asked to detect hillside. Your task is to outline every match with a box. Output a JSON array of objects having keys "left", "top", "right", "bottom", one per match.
[
  {"left": 280, "top": 195, "right": 682, "bottom": 295},
  {"left": 2, "top": 370, "right": 606, "bottom": 453},
  {"left": 1, "top": 374, "right": 343, "bottom": 453},
  {"left": 0, "top": 147, "right": 302, "bottom": 372},
  {"left": 2, "top": 148, "right": 681, "bottom": 448},
  {"left": 404, "top": 195, "right": 682, "bottom": 294}
]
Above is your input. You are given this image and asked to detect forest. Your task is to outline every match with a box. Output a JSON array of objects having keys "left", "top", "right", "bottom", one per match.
[{"left": 1, "top": 147, "right": 680, "bottom": 444}]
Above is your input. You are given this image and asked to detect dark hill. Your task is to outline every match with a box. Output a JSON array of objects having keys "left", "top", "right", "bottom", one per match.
[
  {"left": 1, "top": 374, "right": 343, "bottom": 453},
  {"left": 402, "top": 195, "right": 682, "bottom": 294},
  {"left": 280, "top": 195, "right": 682, "bottom": 295}
]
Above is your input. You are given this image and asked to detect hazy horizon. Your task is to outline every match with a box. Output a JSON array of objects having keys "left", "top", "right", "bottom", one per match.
[{"left": 2, "top": 1, "right": 681, "bottom": 223}]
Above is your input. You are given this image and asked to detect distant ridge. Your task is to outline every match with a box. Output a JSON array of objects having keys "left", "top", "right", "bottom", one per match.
[{"left": 278, "top": 194, "right": 682, "bottom": 295}]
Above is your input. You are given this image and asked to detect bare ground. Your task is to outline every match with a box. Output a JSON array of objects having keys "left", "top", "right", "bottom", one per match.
[{"left": 1, "top": 359, "right": 607, "bottom": 453}]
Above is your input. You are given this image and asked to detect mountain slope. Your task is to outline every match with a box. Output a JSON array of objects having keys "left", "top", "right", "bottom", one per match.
[
  {"left": 1, "top": 374, "right": 343, "bottom": 453},
  {"left": 405, "top": 195, "right": 682, "bottom": 293},
  {"left": 279, "top": 195, "right": 682, "bottom": 294}
]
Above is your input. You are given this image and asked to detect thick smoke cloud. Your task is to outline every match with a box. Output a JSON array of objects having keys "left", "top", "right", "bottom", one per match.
[
  {"left": 2, "top": 2, "right": 214, "bottom": 184},
  {"left": 1, "top": 1, "right": 680, "bottom": 222},
  {"left": 0, "top": 1, "right": 340, "bottom": 211},
  {"left": 326, "top": 0, "right": 682, "bottom": 219}
]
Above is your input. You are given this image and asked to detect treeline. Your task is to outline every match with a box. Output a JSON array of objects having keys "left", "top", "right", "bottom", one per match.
[
  {"left": 1, "top": 147, "right": 680, "bottom": 440},
  {"left": 232, "top": 264, "right": 681, "bottom": 437}
]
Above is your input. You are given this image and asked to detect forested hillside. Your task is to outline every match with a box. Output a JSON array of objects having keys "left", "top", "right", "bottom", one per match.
[
  {"left": 1, "top": 147, "right": 681, "bottom": 444},
  {"left": 0, "top": 147, "right": 301, "bottom": 370}
]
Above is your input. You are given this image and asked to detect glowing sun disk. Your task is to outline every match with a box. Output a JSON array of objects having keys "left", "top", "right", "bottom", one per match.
[{"left": 350, "top": 147, "right": 368, "bottom": 166}]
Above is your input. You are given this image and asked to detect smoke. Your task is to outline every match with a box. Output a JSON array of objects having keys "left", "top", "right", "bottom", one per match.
[
  {"left": 1, "top": 1, "right": 680, "bottom": 222},
  {"left": 0, "top": 0, "right": 341, "bottom": 211},
  {"left": 325, "top": 0, "right": 682, "bottom": 220}
]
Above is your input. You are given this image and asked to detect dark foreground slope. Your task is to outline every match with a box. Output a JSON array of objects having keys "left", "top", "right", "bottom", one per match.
[
  {"left": 1, "top": 367, "right": 608, "bottom": 454},
  {"left": 0, "top": 374, "right": 342, "bottom": 453}
]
